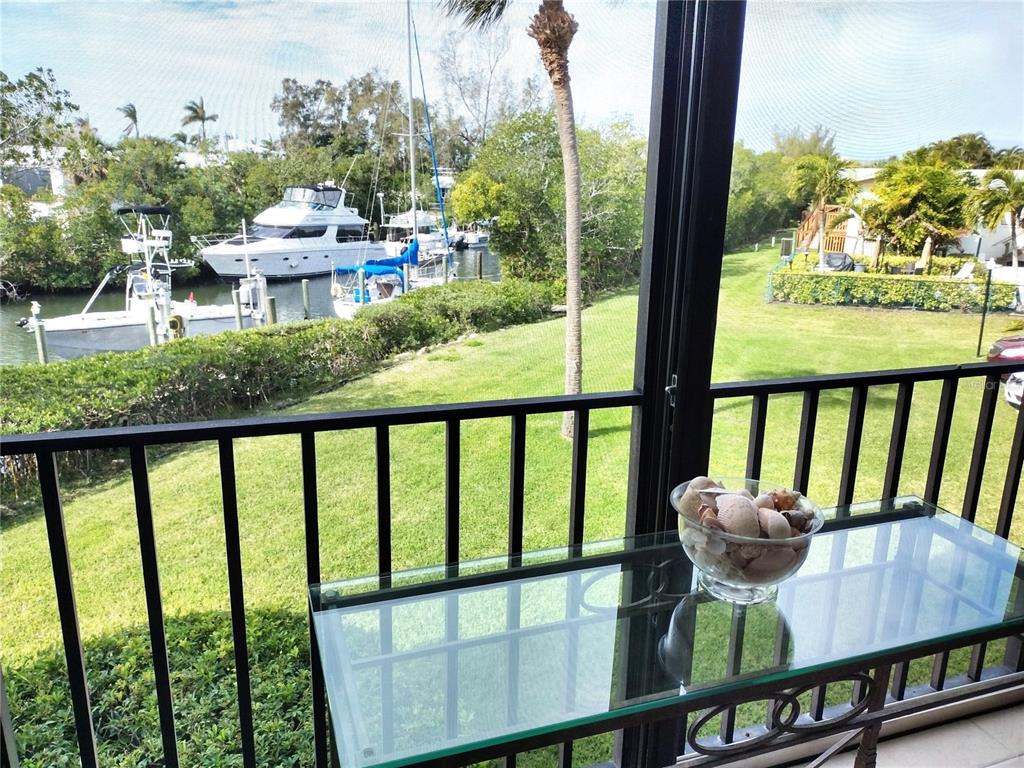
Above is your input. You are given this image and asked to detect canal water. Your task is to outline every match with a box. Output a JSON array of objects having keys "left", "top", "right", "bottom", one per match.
[{"left": 0, "top": 245, "right": 499, "bottom": 366}]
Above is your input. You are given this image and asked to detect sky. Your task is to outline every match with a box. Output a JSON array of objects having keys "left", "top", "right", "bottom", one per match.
[{"left": 1, "top": 0, "right": 1021, "bottom": 162}]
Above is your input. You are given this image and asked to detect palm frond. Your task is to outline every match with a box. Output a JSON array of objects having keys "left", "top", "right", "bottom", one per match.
[{"left": 442, "top": 0, "right": 512, "bottom": 29}]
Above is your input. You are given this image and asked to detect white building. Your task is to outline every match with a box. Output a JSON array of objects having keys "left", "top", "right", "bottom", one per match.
[{"left": 807, "top": 168, "right": 1024, "bottom": 264}]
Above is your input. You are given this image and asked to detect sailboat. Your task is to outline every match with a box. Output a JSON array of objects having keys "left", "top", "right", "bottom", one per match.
[{"left": 329, "top": 0, "right": 455, "bottom": 318}]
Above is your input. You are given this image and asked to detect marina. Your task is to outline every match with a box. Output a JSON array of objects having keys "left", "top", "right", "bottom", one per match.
[{"left": 0, "top": 244, "right": 499, "bottom": 365}]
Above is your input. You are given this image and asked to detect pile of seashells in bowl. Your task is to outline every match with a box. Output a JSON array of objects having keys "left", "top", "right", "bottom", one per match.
[{"left": 669, "top": 476, "right": 824, "bottom": 604}]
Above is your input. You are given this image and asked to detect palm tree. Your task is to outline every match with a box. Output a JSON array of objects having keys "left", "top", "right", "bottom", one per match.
[
  {"left": 994, "top": 147, "right": 1024, "bottom": 171},
  {"left": 181, "top": 97, "right": 218, "bottom": 141},
  {"left": 974, "top": 170, "right": 1024, "bottom": 276},
  {"left": 791, "top": 152, "right": 857, "bottom": 269},
  {"left": 171, "top": 131, "right": 189, "bottom": 146},
  {"left": 445, "top": 0, "right": 583, "bottom": 438},
  {"left": 117, "top": 102, "right": 139, "bottom": 138}
]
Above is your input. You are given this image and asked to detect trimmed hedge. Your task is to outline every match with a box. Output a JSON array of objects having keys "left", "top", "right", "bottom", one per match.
[
  {"left": 0, "top": 280, "right": 553, "bottom": 500},
  {"left": 789, "top": 252, "right": 976, "bottom": 276},
  {"left": 769, "top": 270, "right": 1016, "bottom": 312}
]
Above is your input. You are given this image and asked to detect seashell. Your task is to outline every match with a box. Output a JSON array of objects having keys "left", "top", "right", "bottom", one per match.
[
  {"left": 729, "top": 549, "right": 750, "bottom": 568},
  {"left": 716, "top": 494, "right": 761, "bottom": 538},
  {"left": 704, "top": 518, "right": 726, "bottom": 532},
  {"left": 790, "top": 526, "right": 803, "bottom": 538},
  {"left": 704, "top": 535, "right": 727, "bottom": 555},
  {"left": 680, "top": 527, "right": 707, "bottom": 549},
  {"left": 678, "top": 476, "right": 722, "bottom": 521},
  {"left": 761, "top": 509, "right": 792, "bottom": 540},
  {"left": 744, "top": 548, "right": 797, "bottom": 578},
  {"left": 735, "top": 488, "right": 755, "bottom": 500},
  {"left": 739, "top": 543, "right": 764, "bottom": 560},
  {"left": 753, "top": 492, "right": 775, "bottom": 509},
  {"left": 771, "top": 488, "right": 801, "bottom": 511}
]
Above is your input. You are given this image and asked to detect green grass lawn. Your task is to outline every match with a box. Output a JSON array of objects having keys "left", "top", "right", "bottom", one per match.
[{"left": 2, "top": 247, "right": 1021, "bottom": 766}]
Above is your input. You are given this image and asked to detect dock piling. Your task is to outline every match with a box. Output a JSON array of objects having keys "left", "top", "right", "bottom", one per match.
[
  {"left": 267, "top": 296, "right": 278, "bottom": 325},
  {"left": 232, "top": 289, "right": 243, "bottom": 330},
  {"left": 146, "top": 305, "right": 158, "bottom": 346},
  {"left": 301, "top": 279, "right": 311, "bottom": 319},
  {"left": 32, "top": 315, "right": 49, "bottom": 364}
]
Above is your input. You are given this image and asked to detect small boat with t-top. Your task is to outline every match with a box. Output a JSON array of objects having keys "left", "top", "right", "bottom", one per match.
[{"left": 18, "top": 206, "right": 265, "bottom": 358}]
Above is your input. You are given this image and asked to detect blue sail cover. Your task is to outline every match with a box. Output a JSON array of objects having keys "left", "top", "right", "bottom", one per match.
[{"left": 334, "top": 264, "right": 405, "bottom": 278}]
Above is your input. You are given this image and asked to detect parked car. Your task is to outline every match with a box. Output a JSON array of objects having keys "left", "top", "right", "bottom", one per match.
[
  {"left": 987, "top": 335, "right": 1024, "bottom": 381},
  {"left": 1006, "top": 372, "right": 1023, "bottom": 410}
]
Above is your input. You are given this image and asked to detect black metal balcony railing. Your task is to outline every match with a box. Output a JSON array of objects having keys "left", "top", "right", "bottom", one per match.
[{"left": 1, "top": 361, "right": 1022, "bottom": 768}]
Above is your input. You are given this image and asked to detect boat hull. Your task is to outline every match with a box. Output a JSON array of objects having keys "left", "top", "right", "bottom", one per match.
[
  {"left": 203, "top": 241, "right": 388, "bottom": 279},
  {"left": 33, "top": 306, "right": 257, "bottom": 359}
]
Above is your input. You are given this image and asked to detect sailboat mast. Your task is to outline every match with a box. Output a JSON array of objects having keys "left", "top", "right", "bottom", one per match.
[{"left": 406, "top": 0, "right": 417, "bottom": 234}]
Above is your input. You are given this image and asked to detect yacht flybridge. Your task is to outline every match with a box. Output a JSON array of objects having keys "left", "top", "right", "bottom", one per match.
[
  {"left": 195, "top": 185, "right": 387, "bottom": 279},
  {"left": 19, "top": 206, "right": 265, "bottom": 359}
]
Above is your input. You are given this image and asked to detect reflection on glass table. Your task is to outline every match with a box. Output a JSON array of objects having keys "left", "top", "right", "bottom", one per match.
[{"left": 310, "top": 497, "right": 1024, "bottom": 768}]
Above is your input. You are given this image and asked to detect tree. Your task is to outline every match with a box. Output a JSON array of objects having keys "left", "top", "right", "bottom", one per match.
[
  {"left": 452, "top": 111, "right": 644, "bottom": 292},
  {"left": 117, "top": 102, "right": 139, "bottom": 138},
  {"left": 181, "top": 97, "right": 218, "bottom": 141},
  {"left": 62, "top": 120, "right": 110, "bottom": 186},
  {"left": 973, "top": 169, "right": 1024, "bottom": 274},
  {"left": 438, "top": 25, "right": 511, "bottom": 148},
  {"left": 772, "top": 125, "right": 835, "bottom": 159},
  {"left": 861, "top": 154, "right": 973, "bottom": 257},
  {"left": 994, "top": 147, "right": 1024, "bottom": 171},
  {"left": 270, "top": 78, "right": 346, "bottom": 149},
  {"left": 725, "top": 143, "right": 800, "bottom": 251},
  {"left": 0, "top": 67, "right": 77, "bottom": 167},
  {"left": 789, "top": 152, "right": 857, "bottom": 268},
  {"left": 445, "top": 0, "right": 584, "bottom": 439},
  {"left": 926, "top": 132, "right": 994, "bottom": 168}
]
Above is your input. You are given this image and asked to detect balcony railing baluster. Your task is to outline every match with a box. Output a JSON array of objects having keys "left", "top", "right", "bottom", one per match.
[
  {"left": 37, "top": 450, "right": 99, "bottom": 768},
  {"left": 508, "top": 414, "right": 527, "bottom": 568},
  {"left": 569, "top": 409, "right": 590, "bottom": 556},
  {"left": 962, "top": 374, "right": 1000, "bottom": 522},
  {"left": 375, "top": 426, "right": 393, "bottom": 588},
  {"left": 129, "top": 445, "right": 179, "bottom": 768},
  {"left": 216, "top": 438, "right": 257, "bottom": 768},
  {"left": 719, "top": 605, "right": 747, "bottom": 743},
  {"left": 745, "top": 394, "right": 768, "bottom": 479},
  {"left": 793, "top": 390, "right": 819, "bottom": 494},
  {"left": 300, "top": 432, "right": 330, "bottom": 768},
  {"left": 995, "top": 404, "right": 1024, "bottom": 540},
  {"left": 445, "top": 420, "right": 461, "bottom": 579},
  {"left": 838, "top": 385, "right": 868, "bottom": 506},
  {"left": 924, "top": 378, "right": 958, "bottom": 504},
  {"left": 882, "top": 382, "right": 914, "bottom": 499},
  {"left": 1, "top": 664, "right": 17, "bottom": 768}
]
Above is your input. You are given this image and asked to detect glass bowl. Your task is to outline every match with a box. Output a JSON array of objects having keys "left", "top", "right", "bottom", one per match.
[{"left": 669, "top": 477, "right": 824, "bottom": 604}]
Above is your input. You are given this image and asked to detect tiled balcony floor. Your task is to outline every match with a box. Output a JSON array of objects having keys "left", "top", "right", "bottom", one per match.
[{"left": 825, "top": 703, "right": 1023, "bottom": 768}]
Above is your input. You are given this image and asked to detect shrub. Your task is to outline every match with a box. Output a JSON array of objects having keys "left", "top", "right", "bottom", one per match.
[
  {"left": 6, "top": 609, "right": 314, "bottom": 768},
  {"left": 0, "top": 280, "right": 553, "bottom": 503},
  {"left": 796, "top": 252, "right": 975, "bottom": 276},
  {"left": 769, "top": 270, "right": 1016, "bottom": 312}
]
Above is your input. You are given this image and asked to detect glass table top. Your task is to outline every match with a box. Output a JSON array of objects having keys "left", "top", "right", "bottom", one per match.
[{"left": 310, "top": 497, "right": 1024, "bottom": 768}]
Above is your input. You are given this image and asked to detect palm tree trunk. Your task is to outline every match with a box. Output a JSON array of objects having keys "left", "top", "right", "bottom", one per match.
[
  {"left": 526, "top": 0, "right": 583, "bottom": 439},
  {"left": 554, "top": 76, "right": 583, "bottom": 439}
]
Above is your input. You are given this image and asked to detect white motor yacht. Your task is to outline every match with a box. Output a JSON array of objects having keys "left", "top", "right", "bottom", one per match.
[
  {"left": 19, "top": 206, "right": 265, "bottom": 359},
  {"left": 196, "top": 184, "right": 387, "bottom": 279}
]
